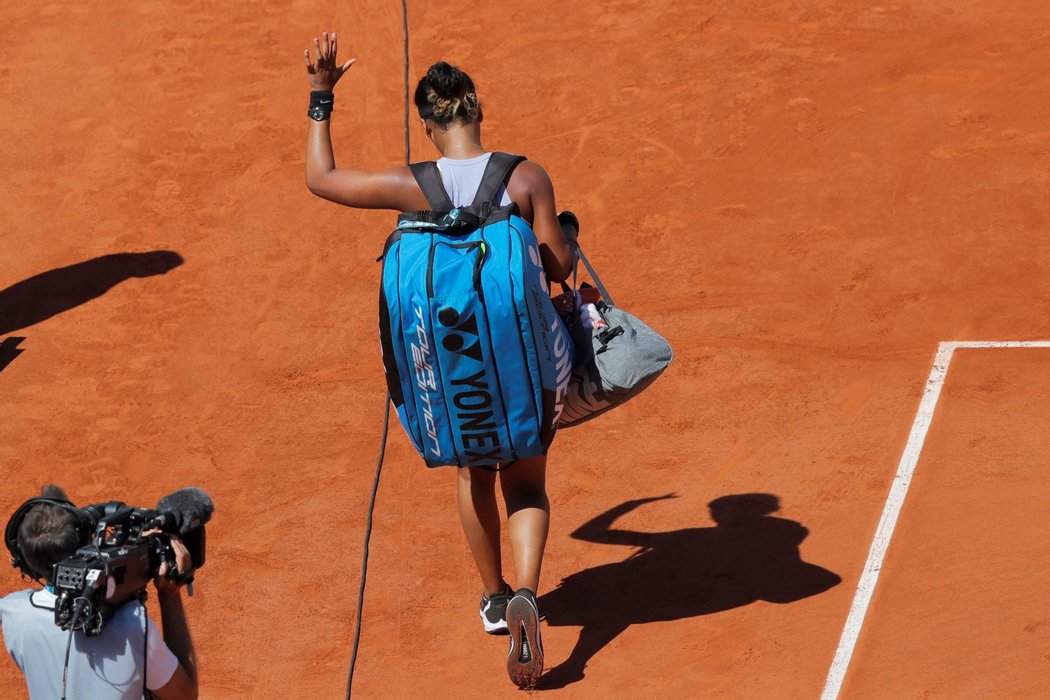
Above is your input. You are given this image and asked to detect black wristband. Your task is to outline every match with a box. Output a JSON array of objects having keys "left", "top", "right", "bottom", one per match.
[{"left": 308, "top": 91, "right": 334, "bottom": 121}]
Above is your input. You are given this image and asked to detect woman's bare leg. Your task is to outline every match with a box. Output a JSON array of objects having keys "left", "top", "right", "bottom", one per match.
[
  {"left": 499, "top": 454, "right": 550, "bottom": 592},
  {"left": 457, "top": 465, "right": 506, "bottom": 595}
]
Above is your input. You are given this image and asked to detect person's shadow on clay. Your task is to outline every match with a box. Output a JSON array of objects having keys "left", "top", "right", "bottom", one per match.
[
  {"left": 537, "top": 493, "right": 841, "bottom": 689},
  {"left": 0, "top": 251, "right": 183, "bottom": 338}
]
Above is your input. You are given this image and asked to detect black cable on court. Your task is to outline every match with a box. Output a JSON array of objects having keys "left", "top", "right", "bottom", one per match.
[{"left": 345, "top": 1, "right": 410, "bottom": 697}]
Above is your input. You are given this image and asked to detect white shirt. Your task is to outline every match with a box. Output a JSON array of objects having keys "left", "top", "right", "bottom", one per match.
[{"left": 0, "top": 589, "right": 178, "bottom": 699}]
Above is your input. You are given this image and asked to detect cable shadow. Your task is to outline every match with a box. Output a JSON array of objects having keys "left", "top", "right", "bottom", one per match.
[
  {"left": 537, "top": 493, "right": 841, "bottom": 690},
  {"left": 0, "top": 251, "right": 184, "bottom": 336}
]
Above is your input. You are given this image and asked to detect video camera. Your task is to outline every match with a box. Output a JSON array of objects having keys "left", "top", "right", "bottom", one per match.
[{"left": 5, "top": 487, "right": 213, "bottom": 636}]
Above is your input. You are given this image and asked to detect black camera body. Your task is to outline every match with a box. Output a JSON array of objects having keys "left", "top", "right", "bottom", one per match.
[
  {"left": 6, "top": 487, "right": 213, "bottom": 636},
  {"left": 51, "top": 500, "right": 208, "bottom": 636}
]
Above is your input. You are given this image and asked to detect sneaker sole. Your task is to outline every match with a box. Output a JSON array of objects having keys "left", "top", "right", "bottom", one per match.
[{"left": 506, "top": 595, "right": 543, "bottom": 689}]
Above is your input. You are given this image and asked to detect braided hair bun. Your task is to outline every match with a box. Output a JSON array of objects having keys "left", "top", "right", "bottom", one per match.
[{"left": 414, "top": 62, "right": 480, "bottom": 127}]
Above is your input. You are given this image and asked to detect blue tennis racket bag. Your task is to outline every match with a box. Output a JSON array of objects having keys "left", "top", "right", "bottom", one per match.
[{"left": 378, "top": 153, "right": 573, "bottom": 468}]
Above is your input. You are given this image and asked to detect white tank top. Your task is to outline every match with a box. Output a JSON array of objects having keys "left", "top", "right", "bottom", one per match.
[{"left": 435, "top": 153, "right": 513, "bottom": 208}]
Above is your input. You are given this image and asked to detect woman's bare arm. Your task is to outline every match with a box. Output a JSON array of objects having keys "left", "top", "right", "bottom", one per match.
[
  {"left": 303, "top": 31, "right": 427, "bottom": 211},
  {"left": 305, "top": 124, "right": 422, "bottom": 209},
  {"left": 507, "top": 161, "right": 574, "bottom": 282}
]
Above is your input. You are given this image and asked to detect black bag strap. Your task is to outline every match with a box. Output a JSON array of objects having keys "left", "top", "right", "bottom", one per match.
[
  {"left": 471, "top": 152, "right": 527, "bottom": 207},
  {"left": 409, "top": 161, "right": 454, "bottom": 210}
]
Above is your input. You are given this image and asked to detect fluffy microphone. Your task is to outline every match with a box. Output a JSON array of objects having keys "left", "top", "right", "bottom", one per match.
[{"left": 154, "top": 487, "right": 214, "bottom": 534}]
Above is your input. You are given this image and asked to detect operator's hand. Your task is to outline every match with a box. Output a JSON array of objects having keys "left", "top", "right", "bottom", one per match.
[
  {"left": 155, "top": 536, "right": 192, "bottom": 595},
  {"left": 304, "top": 31, "right": 356, "bottom": 91}
]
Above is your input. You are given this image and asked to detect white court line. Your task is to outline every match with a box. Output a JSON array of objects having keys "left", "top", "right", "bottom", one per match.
[{"left": 820, "top": 340, "right": 1050, "bottom": 700}]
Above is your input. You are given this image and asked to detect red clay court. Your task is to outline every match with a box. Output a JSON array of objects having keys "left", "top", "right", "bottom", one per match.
[{"left": 3, "top": 1, "right": 1050, "bottom": 697}]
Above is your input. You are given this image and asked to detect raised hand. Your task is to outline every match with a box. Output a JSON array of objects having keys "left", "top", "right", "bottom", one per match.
[{"left": 304, "top": 31, "right": 356, "bottom": 92}]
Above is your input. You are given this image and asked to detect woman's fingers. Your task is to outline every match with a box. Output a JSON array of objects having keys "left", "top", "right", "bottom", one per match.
[{"left": 305, "top": 32, "right": 350, "bottom": 80}]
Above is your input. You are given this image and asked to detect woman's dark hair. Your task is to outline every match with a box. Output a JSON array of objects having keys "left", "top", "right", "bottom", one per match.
[
  {"left": 18, "top": 504, "right": 81, "bottom": 581},
  {"left": 414, "top": 62, "right": 480, "bottom": 128}
]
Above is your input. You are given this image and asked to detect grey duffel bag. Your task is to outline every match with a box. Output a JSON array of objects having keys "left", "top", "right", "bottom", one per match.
[{"left": 557, "top": 214, "right": 673, "bottom": 428}]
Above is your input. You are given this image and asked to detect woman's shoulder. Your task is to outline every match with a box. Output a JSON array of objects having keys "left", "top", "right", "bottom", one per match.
[{"left": 507, "top": 158, "right": 552, "bottom": 191}]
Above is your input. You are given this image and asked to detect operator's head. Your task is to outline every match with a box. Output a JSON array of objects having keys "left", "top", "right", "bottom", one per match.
[
  {"left": 17, "top": 505, "right": 80, "bottom": 582},
  {"left": 13, "top": 486, "right": 83, "bottom": 582},
  {"left": 414, "top": 61, "right": 481, "bottom": 130}
]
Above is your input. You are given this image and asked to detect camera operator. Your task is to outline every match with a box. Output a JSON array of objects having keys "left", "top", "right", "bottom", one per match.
[{"left": 0, "top": 487, "right": 198, "bottom": 699}]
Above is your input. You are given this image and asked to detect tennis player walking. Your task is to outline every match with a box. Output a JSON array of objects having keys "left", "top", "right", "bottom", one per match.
[{"left": 303, "top": 31, "right": 576, "bottom": 688}]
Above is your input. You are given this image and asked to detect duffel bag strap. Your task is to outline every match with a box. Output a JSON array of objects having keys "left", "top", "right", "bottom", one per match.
[
  {"left": 559, "top": 210, "right": 615, "bottom": 307},
  {"left": 409, "top": 161, "right": 455, "bottom": 210}
]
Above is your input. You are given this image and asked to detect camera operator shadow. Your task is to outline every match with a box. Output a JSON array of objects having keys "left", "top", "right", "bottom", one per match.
[
  {"left": 0, "top": 337, "right": 25, "bottom": 373},
  {"left": 536, "top": 493, "right": 841, "bottom": 690},
  {"left": 0, "top": 250, "right": 184, "bottom": 340}
]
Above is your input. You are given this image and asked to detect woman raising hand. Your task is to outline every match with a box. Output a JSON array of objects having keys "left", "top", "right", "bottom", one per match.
[{"left": 304, "top": 31, "right": 578, "bottom": 690}]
